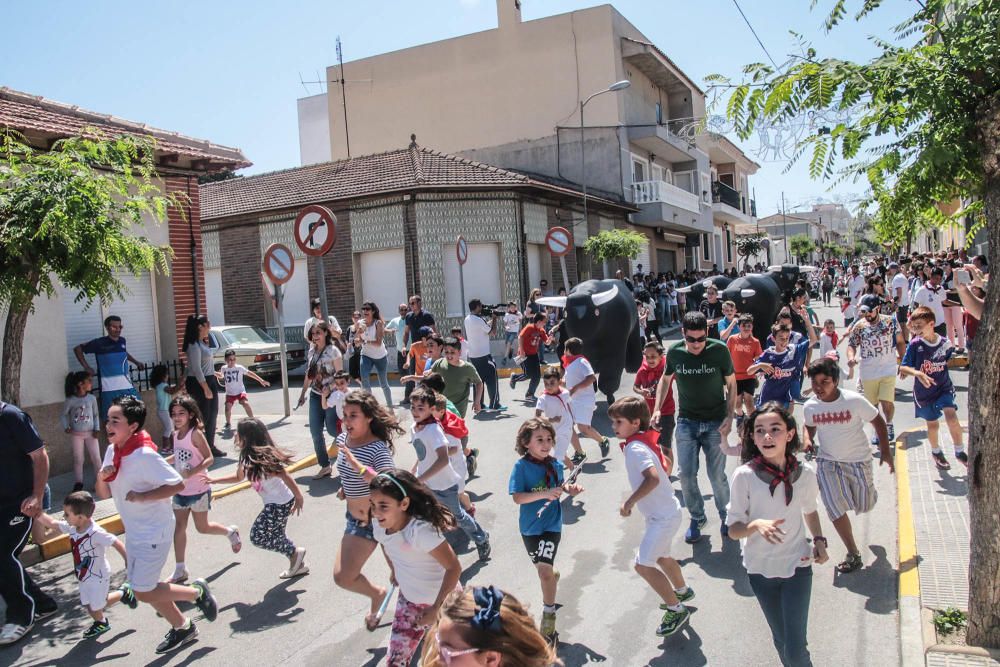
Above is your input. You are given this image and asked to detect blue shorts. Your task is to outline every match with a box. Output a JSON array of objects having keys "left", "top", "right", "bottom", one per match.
[
  {"left": 504, "top": 331, "right": 518, "bottom": 345},
  {"left": 344, "top": 509, "right": 374, "bottom": 541},
  {"left": 915, "top": 392, "right": 958, "bottom": 422}
]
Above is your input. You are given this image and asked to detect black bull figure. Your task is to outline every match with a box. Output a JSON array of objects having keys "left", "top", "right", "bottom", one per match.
[
  {"left": 536, "top": 279, "right": 642, "bottom": 401},
  {"left": 677, "top": 264, "right": 817, "bottom": 343}
]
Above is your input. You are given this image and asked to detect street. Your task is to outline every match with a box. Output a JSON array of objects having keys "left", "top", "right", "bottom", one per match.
[{"left": 7, "top": 302, "right": 948, "bottom": 667}]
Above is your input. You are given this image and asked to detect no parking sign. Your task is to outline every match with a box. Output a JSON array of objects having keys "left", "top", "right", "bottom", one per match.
[{"left": 545, "top": 226, "right": 572, "bottom": 289}]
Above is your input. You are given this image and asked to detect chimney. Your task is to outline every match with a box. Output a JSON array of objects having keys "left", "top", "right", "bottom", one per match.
[{"left": 497, "top": 0, "right": 522, "bottom": 31}]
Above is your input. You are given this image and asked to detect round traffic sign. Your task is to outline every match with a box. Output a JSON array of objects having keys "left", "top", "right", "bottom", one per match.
[
  {"left": 545, "top": 226, "right": 572, "bottom": 257},
  {"left": 262, "top": 243, "right": 295, "bottom": 285},
  {"left": 456, "top": 235, "right": 469, "bottom": 265},
  {"left": 294, "top": 205, "right": 337, "bottom": 257}
]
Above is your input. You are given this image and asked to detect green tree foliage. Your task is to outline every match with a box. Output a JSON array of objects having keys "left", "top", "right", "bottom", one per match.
[
  {"left": 583, "top": 228, "right": 646, "bottom": 263},
  {"left": 735, "top": 234, "right": 765, "bottom": 269},
  {"left": 0, "top": 131, "right": 173, "bottom": 403},
  {"left": 788, "top": 234, "right": 817, "bottom": 263}
]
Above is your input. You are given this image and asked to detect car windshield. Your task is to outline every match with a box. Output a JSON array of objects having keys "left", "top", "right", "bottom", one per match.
[{"left": 219, "top": 327, "right": 275, "bottom": 346}]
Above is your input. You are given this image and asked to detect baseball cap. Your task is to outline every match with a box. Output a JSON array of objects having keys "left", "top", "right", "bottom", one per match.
[
  {"left": 888, "top": 262, "right": 899, "bottom": 269},
  {"left": 858, "top": 294, "right": 882, "bottom": 312}
]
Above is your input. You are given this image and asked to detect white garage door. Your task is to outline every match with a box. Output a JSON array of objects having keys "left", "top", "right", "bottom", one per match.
[
  {"left": 358, "top": 249, "right": 408, "bottom": 319},
  {"left": 205, "top": 268, "right": 226, "bottom": 326},
  {"left": 443, "top": 243, "right": 501, "bottom": 317},
  {"left": 527, "top": 244, "right": 542, "bottom": 292},
  {"left": 283, "top": 258, "right": 312, "bottom": 326},
  {"left": 62, "top": 288, "right": 104, "bottom": 373}
]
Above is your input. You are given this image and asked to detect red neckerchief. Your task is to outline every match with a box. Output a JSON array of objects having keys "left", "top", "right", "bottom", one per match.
[
  {"left": 524, "top": 453, "right": 561, "bottom": 488},
  {"left": 544, "top": 389, "right": 575, "bottom": 421},
  {"left": 620, "top": 430, "right": 670, "bottom": 473},
  {"left": 440, "top": 411, "right": 468, "bottom": 439},
  {"left": 748, "top": 454, "right": 800, "bottom": 505},
  {"left": 105, "top": 431, "right": 157, "bottom": 481},
  {"left": 415, "top": 415, "right": 439, "bottom": 428},
  {"left": 562, "top": 353, "right": 585, "bottom": 368}
]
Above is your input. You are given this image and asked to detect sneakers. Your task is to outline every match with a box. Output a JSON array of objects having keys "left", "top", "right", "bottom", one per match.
[
  {"left": 540, "top": 611, "right": 558, "bottom": 646},
  {"left": 209, "top": 447, "right": 227, "bottom": 458},
  {"left": 119, "top": 583, "right": 137, "bottom": 609},
  {"left": 660, "top": 587, "right": 696, "bottom": 609},
  {"left": 956, "top": 451, "right": 969, "bottom": 466},
  {"left": 466, "top": 450, "right": 478, "bottom": 478},
  {"left": 571, "top": 451, "right": 587, "bottom": 465},
  {"left": 33, "top": 601, "right": 58, "bottom": 620},
  {"left": 72, "top": 482, "right": 85, "bottom": 492},
  {"left": 887, "top": 423, "right": 895, "bottom": 441},
  {"left": 82, "top": 619, "right": 110, "bottom": 639},
  {"left": 870, "top": 432, "right": 880, "bottom": 446},
  {"left": 656, "top": 605, "right": 691, "bottom": 637},
  {"left": 493, "top": 405, "right": 508, "bottom": 411},
  {"left": 223, "top": 422, "right": 231, "bottom": 430},
  {"left": 312, "top": 465, "right": 333, "bottom": 480},
  {"left": 227, "top": 526, "right": 242, "bottom": 553},
  {"left": 167, "top": 565, "right": 190, "bottom": 584},
  {"left": 509, "top": 376, "right": 517, "bottom": 390},
  {"left": 599, "top": 438, "right": 611, "bottom": 458},
  {"left": 191, "top": 578, "right": 218, "bottom": 622},
  {"left": 0, "top": 622, "right": 33, "bottom": 646},
  {"left": 155, "top": 622, "right": 198, "bottom": 654},
  {"left": 684, "top": 518, "right": 706, "bottom": 544},
  {"left": 476, "top": 536, "right": 492, "bottom": 562},
  {"left": 720, "top": 522, "right": 730, "bottom": 539},
  {"left": 932, "top": 451, "right": 951, "bottom": 470}
]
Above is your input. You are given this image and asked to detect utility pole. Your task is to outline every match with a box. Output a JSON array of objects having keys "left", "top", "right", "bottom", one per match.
[
  {"left": 781, "top": 191, "right": 789, "bottom": 264},
  {"left": 336, "top": 37, "right": 351, "bottom": 158}
]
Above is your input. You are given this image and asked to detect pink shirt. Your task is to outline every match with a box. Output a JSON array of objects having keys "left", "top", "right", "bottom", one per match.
[{"left": 172, "top": 427, "right": 211, "bottom": 496}]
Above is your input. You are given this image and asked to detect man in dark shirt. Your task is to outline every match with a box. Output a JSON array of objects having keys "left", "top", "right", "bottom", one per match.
[
  {"left": 0, "top": 402, "right": 58, "bottom": 645},
  {"left": 402, "top": 295, "right": 436, "bottom": 349}
]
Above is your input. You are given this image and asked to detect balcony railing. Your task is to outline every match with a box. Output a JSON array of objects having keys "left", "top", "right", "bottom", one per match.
[
  {"left": 712, "top": 180, "right": 742, "bottom": 210},
  {"left": 632, "top": 180, "right": 702, "bottom": 213}
]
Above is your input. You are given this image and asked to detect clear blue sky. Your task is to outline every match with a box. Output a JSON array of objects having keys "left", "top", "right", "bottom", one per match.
[{"left": 3, "top": 0, "right": 912, "bottom": 217}]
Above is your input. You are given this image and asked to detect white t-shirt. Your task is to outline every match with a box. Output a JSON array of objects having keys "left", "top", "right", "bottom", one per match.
[
  {"left": 326, "top": 389, "right": 346, "bottom": 419},
  {"left": 221, "top": 364, "right": 248, "bottom": 396},
  {"left": 847, "top": 315, "right": 900, "bottom": 381},
  {"left": 803, "top": 389, "right": 879, "bottom": 463},
  {"left": 848, "top": 274, "right": 865, "bottom": 301},
  {"left": 252, "top": 475, "right": 294, "bottom": 505},
  {"left": 727, "top": 462, "right": 819, "bottom": 579},
  {"left": 102, "top": 442, "right": 183, "bottom": 544},
  {"left": 303, "top": 315, "right": 342, "bottom": 339},
  {"left": 819, "top": 331, "right": 837, "bottom": 357},
  {"left": 503, "top": 312, "right": 521, "bottom": 334},
  {"left": 536, "top": 390, "right": 574, "bottom": 443},
  {"left": 362, "top": 322, "right": 388, "bottom": 360},
  {"left": 624, "top": 441, "right": 681, "bottom": 520},
  {"left": 373, "top": 518, "right": 446, "bottom": 605},
  {"left": 412, "top": 422, "right": 461, "bottom": 491},
  {"left": 463, "top": 314, "right": 492, "bottom": 358},
  {"left": 912, "top": 283, "right": 947, "bottom": 324},
  {"left": 57, "top": 521, "right": 115, "bottom": 582},
  {"left": 565, "top": 357, "right": 596, "bottom": 405},
  {"left": 891, "top": 273, "right": 910, "bottom": 306}
]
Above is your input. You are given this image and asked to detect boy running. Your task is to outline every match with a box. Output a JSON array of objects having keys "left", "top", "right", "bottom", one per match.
[
  {"left": 430, "top": 338, "right": 484, "bottom": 418},
  {"left": 562, "top": 338, "right": 611, "bottom": 460},
  {"left": 747, "top": 322, "right": 817, "bottom": 412},
  {"left": 536, "top": 366, "right": 583, "bottom": 469},
  {"left": 216, "top": 350, "right": 270, "bottom": 429},
  {"left": 726, "top": 314, "right": 762, "bottom": 426},
  {"left": 633, "top": 341, "right": 677, "bottom": 456}
]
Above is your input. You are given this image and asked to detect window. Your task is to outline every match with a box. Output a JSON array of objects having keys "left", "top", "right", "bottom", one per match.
[
  {"left": 631, "top": 155, "right": 648, "bottom": 184},
  {"left": 701, "top": 233, "right": 712, "bottom": 261}
]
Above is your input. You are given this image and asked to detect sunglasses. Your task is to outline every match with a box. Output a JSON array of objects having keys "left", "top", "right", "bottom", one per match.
[
  {"left": 435, "top": 632, "right": 480, "bottom": 664},
  {"left": 684, "top": 335, "right": 708, "bottom": 343}
]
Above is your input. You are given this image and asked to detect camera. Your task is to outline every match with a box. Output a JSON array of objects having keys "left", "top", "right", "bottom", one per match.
[{"left": 479, "top": 304, "right": 506, "bottom": 317}]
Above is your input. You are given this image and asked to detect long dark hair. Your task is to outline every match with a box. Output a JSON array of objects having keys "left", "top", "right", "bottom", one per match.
[
  {"left": 236, "top": 418, "right": 294, "bottom": 482},
  {"left": 343, "top": 390, "right": 404, "bottom": 452},
  {"left": 739, "top": 403, "right": 802, "bottom": 463},
  {"left": 168, "top": 394, "right": 204, "bottom": 433},
  {"left": 64, "top": 370, "right": 90, "bottom": 398},
  {"left": 369, "top": 469, "right": 455, "bottom": 532},
  {"left": 182, "top": 314, "right": 210, "bottom": 352}
]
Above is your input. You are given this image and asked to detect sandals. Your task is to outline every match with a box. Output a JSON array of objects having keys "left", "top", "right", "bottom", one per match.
[
  {"left": 365, "top": 588, "right": 390, "bottom": 631},
  {"left": 228, "top": 526, "right": 242, "bottom": 553},
  {"left": 836, "top": 552, "right": 863, "bottom": 574}
]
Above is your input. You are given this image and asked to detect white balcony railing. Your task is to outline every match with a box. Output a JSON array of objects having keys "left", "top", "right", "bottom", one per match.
[{"left": 632, "top": 180, "right": 702, "bottom": 214}]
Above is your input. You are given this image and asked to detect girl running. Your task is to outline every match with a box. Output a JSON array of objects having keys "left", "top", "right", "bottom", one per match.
[
  {"left": 165, "top": 395, "right": 240, "bottom": 584},
  {"left": 332, "top": 390, "right": 404, "bottom": 630},
  {"left": 61, "top": 371, "right": 102, "bottom": 492},
  {"left": 369, "top": 470, "right": 462, "bottom": 667},
  {"left": 209, "top": 419, "right": 307, "bottom": 578}
]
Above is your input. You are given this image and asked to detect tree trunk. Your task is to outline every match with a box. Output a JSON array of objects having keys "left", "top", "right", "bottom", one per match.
[
  {"left": 966, "top": 96, "right": 1000, "bottom": 649},
  {"left": 1, "top": 301, "right": 30, "bottom": 405}
]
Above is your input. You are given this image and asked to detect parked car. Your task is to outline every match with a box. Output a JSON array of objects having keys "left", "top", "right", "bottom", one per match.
[{"left": 209, "top": 325, "right": 305, "bottom": 377}]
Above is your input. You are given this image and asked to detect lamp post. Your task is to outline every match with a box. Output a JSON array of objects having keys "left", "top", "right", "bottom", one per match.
[{"left": 580, "top": 80, "right": 630, "bottom": 276}]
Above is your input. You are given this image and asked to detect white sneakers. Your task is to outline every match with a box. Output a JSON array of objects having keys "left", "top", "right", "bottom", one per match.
[{"left": 0, "top": 622, "right": 33, "bottom": 646}]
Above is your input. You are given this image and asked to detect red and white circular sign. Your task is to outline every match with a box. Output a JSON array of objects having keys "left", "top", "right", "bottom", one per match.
[
  {"left": 294, "top": 205, "right": 337, "bottom": 257},
  {"left": 262, "top": 243, "right": 294, "bottom": 285},
  {"left": 545, "top": 226, "right": 572, "bottom": 257},
  {"left": 456, "top": 235, "right": 469, "bottom": 265}
]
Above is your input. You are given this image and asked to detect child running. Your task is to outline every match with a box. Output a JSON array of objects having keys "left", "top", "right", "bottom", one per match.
[
  {"left": 747, "top": 323, "right": 817, "bottom": 412},
  {"left": 370, "top": 470, "right": 462, "bottom": 667},
  {"left": 609, "top": 396, "right": 691, "bottom": 638},
  {"left": 209, "top": 419, "right": 307, "bottom": 578},
  {"left": 419, "top": 372, "right": 479, "bottom": 477},
  {"left": 563, "top": 337, "right": 611, "bottom": 460},
  {"left": 726, "top": 314, "right": 763, "bottom": 427},
  {"left": 633, "top": 341, "right": 677, "bottom": 457},
  {"left": 430, "top": 393, "right": 476, "bottom": 515},
  {"left": 216, "top": 349, "right": 270, "bottom": 429},
  {"left": 150, "top": 364, "right": 180, "bottom": 454},
  {"left": 165, "top": 395, "right": 240, "bottom": 585},
  {"left": 61, "top": 371, "right": 102, "bottom": 492},
  {"left": 536, "top": 366, "right": 583, "bottom": 469},
  {"left": 502, "top": 302, "right": 523, "bottom": 365},
  {"left": 819, "top": 319, "right": 840, "bottom": 359},
  {"left": 33, "top": 491, "right": 137, "bottom": 639},
  {"left": 509, "top": 417, "right": 584, "bottom": 645},
  {"left": 899, "top": 306, "right": 966, "bottom": 470}
]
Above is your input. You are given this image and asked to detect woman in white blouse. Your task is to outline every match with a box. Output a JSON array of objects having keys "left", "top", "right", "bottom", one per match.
[
  {"left": 726, "top": 404, "right": 829, "bottom": 667},
  {"left": 358, "top": 301, "right": 393, "bottom": 407}
]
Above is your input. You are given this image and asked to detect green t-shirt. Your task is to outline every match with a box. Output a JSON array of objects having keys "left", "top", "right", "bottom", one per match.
[
  {"left": 430, "top": 359, "right": 482, "bottom": 417},
  {"left": 664, "top": 338, "right": 734, "bottom": 422}
]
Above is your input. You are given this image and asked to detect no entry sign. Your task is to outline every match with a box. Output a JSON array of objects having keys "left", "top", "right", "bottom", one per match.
[
  {"left": 456, "top": 235, "right": 469, "bottom": 265},
  {"left": 545, "top": 226, "right": 572, "bottom": 257},
  {"left": 294, "top": 205, "right": 337, "bottom": 256},
  {"left": 262, "top": 243, "right": 294, "bottom": 285}
]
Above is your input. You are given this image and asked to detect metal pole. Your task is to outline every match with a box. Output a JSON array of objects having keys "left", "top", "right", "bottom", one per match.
[
  {"left": 275, "top": 283, "right": 290, "bottom": 417},
  {"left": 337, "top": 37, "right": 351, "bottom": 158},
  {"left": 459, "top": 263, "right": 467, "bottom": 319},
  {"left": 580, "top": 100, "right": 588, "bottom": 241},
  {"left": 781, "top": 191, "right": 789, "bottom": 264},
  {"left": 559, "top": 255, "right": 570, "bottom": 290},
  {"left": 316, "top": 256, "right": 329, "bottom": 321}
]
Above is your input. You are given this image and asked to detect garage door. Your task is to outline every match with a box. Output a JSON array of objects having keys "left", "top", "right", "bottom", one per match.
[
  {"left": 358, "top": 249, "right": 408, "bottom": 319},
  {"left": 205, "top": 268, "right": 226, "bottom": 326},
  {"left": 527, "top": 244, "right": 542, "bottom": 292},
  {"left": 443, "top": 243, "right": 501, "bottom": 317}
]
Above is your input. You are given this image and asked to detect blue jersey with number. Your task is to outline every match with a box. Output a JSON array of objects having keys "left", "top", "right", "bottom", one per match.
[
  {"left": 509, "top": 457, "right": 565, "bottom": 535},
  {"left": 901, "top": 335, "right": 955, "bottom": 407},
  {"left": 756, "top": 339, "right": 811, "bottom": 405}
]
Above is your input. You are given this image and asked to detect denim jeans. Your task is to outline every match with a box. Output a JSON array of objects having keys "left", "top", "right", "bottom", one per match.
[
  {"left": 674, "top": 417, "right": 730, "bottom": 522},
  {"left": 361, "top": 354, "right": 393, "bottom": 406},
  {"left": 309, "top": 391, "right": 338, "bottom": 468},
  {"left": 748, "top": 566, "right": 814, "bottom": 667},
  {"left": 434, "top": 485, "right": 488, "bottom": 545},
  {"left": 470, "top": 355, "right": 501, "bottom": 408}
]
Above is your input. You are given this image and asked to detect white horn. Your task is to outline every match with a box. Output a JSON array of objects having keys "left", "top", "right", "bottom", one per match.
[
  {"left": 535, "top": 296, "right": 567, "bottom": 308},
  {"left": 740, "top": 289, "right": 757, "bottom": 298},
  {"left": 702, "top": 279, "right": 714, "bottom": 288},
  {"left": 676, "top": 285, "right": 693, "bottom": 294},
  {"left": 591, "top": 285, "right": 618, "bottom": 307},
  {"left": 799, "top": 265, "right": 817, "bottom": 272},
  {"left": 767, "top": 265, "right": 782, "bottom": 272}
]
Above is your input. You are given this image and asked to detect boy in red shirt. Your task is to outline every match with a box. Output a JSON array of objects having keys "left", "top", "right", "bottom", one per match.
[
  {"left": 725, "top": 314, "right": 762, "bottom": 427},
  {"left": 633, "top": 341, "right": 677, "bottom": 456},
  {"left": 510, "top": 313, "right": 550, "bottom": 402}
]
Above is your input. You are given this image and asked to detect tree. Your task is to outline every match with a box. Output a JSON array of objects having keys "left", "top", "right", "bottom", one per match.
[
  {"left": 735, "top": 234, "right": 765, "bottom": 270},
  {"left": 788, "top": 234, "right": 817, "bottom": 264},
  {"left": 583, "top": 228, "right": 646, "bottom": 276},
  {"left": 0, "top": 132, "right": 172, "bottom": 404},
  {"left": 712, "top": 0, "right": 1000, "bottom": 646}
]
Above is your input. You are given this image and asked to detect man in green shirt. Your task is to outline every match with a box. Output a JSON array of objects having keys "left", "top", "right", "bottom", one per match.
[
  {"left": 431, "top": 338, "right": 484, "bottom": 417},
  {"left": 653, "top": 311, "right": 737, "bottom": 544}
]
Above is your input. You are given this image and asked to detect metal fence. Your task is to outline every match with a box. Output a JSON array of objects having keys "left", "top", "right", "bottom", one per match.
[{"left": 94, "top": 358, "right": 187, "bottom": 394}]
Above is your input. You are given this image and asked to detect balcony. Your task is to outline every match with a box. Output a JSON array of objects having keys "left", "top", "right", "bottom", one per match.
[
  {"left": 711, "top": 180, "right": 754, "bottom": 225},
  {"left": 631, "top": 180, "right": 713, "bottom": 234},
  {"left": 627, "top": 124, "right": 701, "bottom": 163},
  {"left": 633, "top": 180, "right": 701, "bottom": 213}
]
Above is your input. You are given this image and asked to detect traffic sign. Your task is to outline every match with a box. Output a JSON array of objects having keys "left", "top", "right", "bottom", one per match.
[
  {"left": 262, "top": 243, "right": 294, "bottom": 285},
  {"left": 545, "top": 226, "right": 572, "bottom": 257},
  {"left": 294, "top": 205, "right": 337, "bottom": 257},
  {"left": 456, "top": 235, "right": 469, "bottom": 265}
]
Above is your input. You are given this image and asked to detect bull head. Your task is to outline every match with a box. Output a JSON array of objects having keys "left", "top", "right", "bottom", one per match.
[{"left": 536, "top": 285, "right": 617, "bottom": 318}]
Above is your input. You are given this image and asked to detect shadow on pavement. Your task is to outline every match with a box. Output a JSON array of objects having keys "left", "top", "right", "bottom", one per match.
[
  {"left": 679, "top": 537, "right": 752, "bottom": 598},
  {"left": 296, "top": 474, "right": 342, "bottom": 499},
  {"left": 561, "top": 498, "right": 587, "bottom": 526},
  {"left": 459, "top": 559, "right": 489, "bottom": 585},
  {"left": 649, "top": 617, "right": 707, "bottom": 666},
  {"left": 559, "top": 641, "right": 608, "bottom": 665},
  {"left": 358, "top": 646, "right": 387, "bottom": 667},
  {"left": 145, "top": 644, "right": 217, "bottom": 667},
  {"left": 14, "top": 629, "right": 135, "bottom": 667},
  {"left": 832, "top": 544, "right": 897, "bottom": 614},
  {"left": 221, "top": 579, "right": 306, "bottom": 633}
]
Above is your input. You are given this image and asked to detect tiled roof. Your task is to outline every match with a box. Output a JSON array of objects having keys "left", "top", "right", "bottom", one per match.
[
  {"left": 200, "top": 138, "right": 634, "bottom": 220},
  {"left": 0, "top": 87, "right": 250, "bottom": 170}
]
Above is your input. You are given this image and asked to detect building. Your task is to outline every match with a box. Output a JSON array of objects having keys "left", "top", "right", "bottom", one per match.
[
  {"left": 0, "top": 87, "right": 249, "bottom": 474},
  {"left": 200, "top": 138, "right": 635, "bottom": 340},
  {"left": 755, "top": 211, "right": 831, "bottom": 264},
  {"left": 297, "top": 1, "right": 757, "bottom": 276},
  {"left": 706, "top": 132, "right": 759, "bottom": 272}
]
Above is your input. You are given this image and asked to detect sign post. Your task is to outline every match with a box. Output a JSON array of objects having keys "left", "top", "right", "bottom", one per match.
[
  {"left": 545, "top": 226, "right": 573, "bottom": 290},
  {"left": 263, "top": 243, "right": 295, "bottom": 417},
  {"left": 456, "top": 236, "right": 469, "bottom": 318},
  {"left": 294, "top": 205, "right": 338, "bottom": 321}
]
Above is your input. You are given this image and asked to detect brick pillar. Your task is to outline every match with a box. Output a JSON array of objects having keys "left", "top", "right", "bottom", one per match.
[{"left": 165, "top": 175, "right": 207, "bottom": 354}]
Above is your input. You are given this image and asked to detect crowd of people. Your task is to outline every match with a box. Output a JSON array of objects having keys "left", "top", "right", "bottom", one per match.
[{"left": 0, "top": 246, "right": 986, "bottom": 665}]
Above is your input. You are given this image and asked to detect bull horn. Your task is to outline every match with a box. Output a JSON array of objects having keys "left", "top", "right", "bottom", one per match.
[
  {"left": 535, "top": 296, "right": 567, "bottom": 308},
  {"left": 799, "top": 265, "right": 818, "bottom": 272},
  {"left": 740, "top": 289, "right": 757, "bottom": 298},
  {"left": 676, "top": 285, "right": 693, "bottom": 293},
  {"left": 591, "top": 285, "right": 618, "bottom": 306},
  {"left": 767, "top": 265, "right": 782, "bottom": 272},
  {"left": 702, "top": 279, "right": 714, "bottom": 288}
]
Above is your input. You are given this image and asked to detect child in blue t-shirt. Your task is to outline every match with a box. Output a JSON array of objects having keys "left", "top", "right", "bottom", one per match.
[
  {"left": 748, "top": 322, "right": 817, "bottom": 413},
  {"left": 509, "top": 417, "right": 584, "bottom": 646},
  {"left": 899, "top": 306, "right": 965, "bottom": 470}
]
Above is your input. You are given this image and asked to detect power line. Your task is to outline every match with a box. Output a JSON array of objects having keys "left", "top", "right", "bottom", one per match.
[{"left": 730, "top": 0, "right": 780, "bottom": 69}]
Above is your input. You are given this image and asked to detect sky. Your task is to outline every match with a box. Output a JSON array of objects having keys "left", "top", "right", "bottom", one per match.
[{"left": 2, "top": 0, "right": 914, "bottom": 218}]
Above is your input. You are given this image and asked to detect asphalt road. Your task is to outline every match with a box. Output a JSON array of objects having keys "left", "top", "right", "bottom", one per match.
[{"left": 7, "top": 303, "right": 956, "bottom": 666}]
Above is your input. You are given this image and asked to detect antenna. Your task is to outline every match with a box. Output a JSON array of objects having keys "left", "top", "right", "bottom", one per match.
[{"left": 336, "top": 36, "right": 351, "bottom": 158}]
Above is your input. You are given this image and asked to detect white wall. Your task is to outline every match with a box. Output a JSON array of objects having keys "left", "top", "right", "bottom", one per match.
[
  {"left": 0, "top": 294, "right": 69, "bottom": 407},
  {"left": 205, "top": 268, "right": 226, "bottom": 325},
  {"left": 297, "top": 94, "right": 332, "bottom": 166},
  {"left": 443, "top": 243, "right": 502, "bottom": 317},
  {"left": 358, "top": 249, "right": 408, "bottom": 319},
  {"left": 283, "top": 258, "right": 312, "bottom": 325}
]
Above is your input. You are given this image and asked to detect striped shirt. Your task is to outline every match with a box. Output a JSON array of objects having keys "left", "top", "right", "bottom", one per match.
[{"left": 335, "top": 433, "right": 395, "bottom": 498}]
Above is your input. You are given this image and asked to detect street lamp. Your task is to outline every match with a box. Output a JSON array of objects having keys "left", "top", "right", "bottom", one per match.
[{"left": 580, "top": 80, "right": 630, "bottom": 275}]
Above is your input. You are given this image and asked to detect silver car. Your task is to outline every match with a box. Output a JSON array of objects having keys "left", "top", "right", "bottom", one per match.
[{"left": 209, "top": 325, "right": 305, "bottom": 377}]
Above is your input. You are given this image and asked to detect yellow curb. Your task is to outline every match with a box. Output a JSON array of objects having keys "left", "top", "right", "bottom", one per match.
[{"left": 896, "top": 426, "right": 921, "bottom": 600}]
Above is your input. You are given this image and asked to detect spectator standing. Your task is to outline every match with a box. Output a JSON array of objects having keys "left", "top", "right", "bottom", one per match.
[
  {"left": 402, "top": 295, "right": 435, "bottom": 350},
  {"left": 358, "top": 302, "right": 394, "bottom": 407},
  {"left": 302, "top": 297, "right": 342, "bottom": 340},
  {"left": 73, "top": 315, "right": 141, "bottom": 421},
  {"left": 182, "top": 315, "right": 225, "bottom": 458},
  {"left": 699, "top": 286, "right": 724, "bottom": 339},
  {"left": 887, "top": 262, "right": 910, "bottom": 339},
  {"left": 464, "top": 300, "right": 506, "bottom": 411},
  {"left": 386, "top": 303, "right": 409, "bottom": 373}
]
